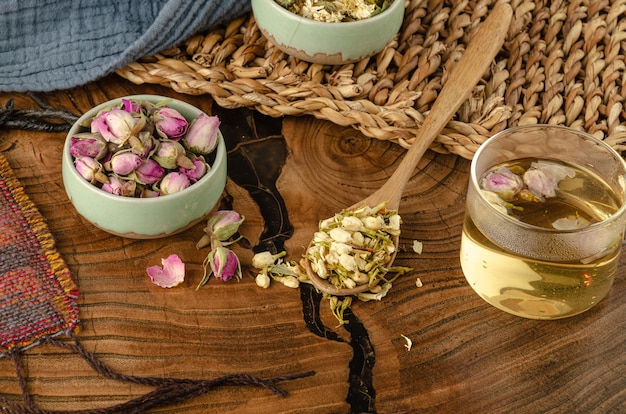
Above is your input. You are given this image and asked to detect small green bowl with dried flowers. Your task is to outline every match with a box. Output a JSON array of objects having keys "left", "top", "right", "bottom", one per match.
[
  {"left": 62, "top": 95, "right": 227, "bottom": 239},
  {"left": 252, "top": 0, "right": 405, "bottom": 65}
]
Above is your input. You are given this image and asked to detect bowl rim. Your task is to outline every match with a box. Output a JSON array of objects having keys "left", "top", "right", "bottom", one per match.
[
  {"left": 63, "top": 94, "right": 227, "bottom": 205},
  {"left": 252, "top": 0, "right": 404, "bottom": 27}
]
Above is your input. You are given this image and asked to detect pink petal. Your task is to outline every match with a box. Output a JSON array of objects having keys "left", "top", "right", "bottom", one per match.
[{"left": 147, "top": 254, "right": 185, "bottom": 288}]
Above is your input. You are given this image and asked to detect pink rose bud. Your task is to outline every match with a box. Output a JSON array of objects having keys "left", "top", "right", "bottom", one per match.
[
  {"left": 207, "top": 210, "right": 245, "bottom": 241},
  {"left": 134, "top": 159, "right": 165, "bottom": 185},
  {"left": 101, "top": 176, "right": 136, "bottom": 197},
  {"left": 70, "top": 132, "right": 108, "bottom": 160},
  {"left": 208, "top": 246, "right": 242, "bottom": 282},
  {"left": 180, "top": 157, "right": 208, "bottom": 183},
  {"left": 74, "top": 157, "right": 109, "bottom": 185},
  {"left": 128, "top": 131, "right": 154, "bottom": 158},
  {"left": 523, "top": 162, "right": 575, "bottom": 199},
  {"left": 91, "top": 108, "right": 141, "bottom": 146},
  {"left": 159, "top": 172, "right": 190, "bottom": 195},
  {"left": 153, "top": 106, "right": 188, "bottom": 141},
  {"left": 184, "top": 113, "right": 220, "bottom": 155},
  {"left": 110, "top": 151, "right": 142, "bottom": 176},
  {"left": 480, "top": 167, "right": 523, "bottom": 201},
  {"left": 152, "top": 140, "right": 185, "bottom": 169},
  {"left": 121, "top": 98, "right": 143, "bottom": 114},
  {"left": 140, "top": 188, "right": 161, "bottom": 198}
]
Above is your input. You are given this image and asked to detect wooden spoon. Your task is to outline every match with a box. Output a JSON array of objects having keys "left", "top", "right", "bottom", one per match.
[{"left": 304, "top": 2, "right": 513, "bottom": 296}]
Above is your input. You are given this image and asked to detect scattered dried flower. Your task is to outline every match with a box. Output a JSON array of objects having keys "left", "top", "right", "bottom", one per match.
[
  {"left": 195, "top": 210, "right": 246, "bottom": 290},
  {"left": 255, "top": 272, "right": 271, "bottom": 289},
  {"left": 206, "top": 210, "right": 245, "bottom": 243},
  {"left": 400, "top": 334, "right": 412, "bottom": 351},
  {"left": 251, "top": 251, "right": 302, "bottom": 289},
  {"left": 252, "top": 251, "right": 287, "bottom": 269},
  {"left": 146, "top": 254, "right": 185, "bottom": 288},
  {"left": 329, "top": 296, "right": 352, "bottom": 327},
  {"left": 412, "top": 240, "right": 423, "bottom": 254}
]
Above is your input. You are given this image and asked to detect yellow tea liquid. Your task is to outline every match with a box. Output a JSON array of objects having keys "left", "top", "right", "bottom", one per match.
[{"left": 461, "top": 158, "right": 621, "bottom": 319}]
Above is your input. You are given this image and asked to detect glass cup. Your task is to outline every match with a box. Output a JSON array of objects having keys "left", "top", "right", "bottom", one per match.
[{"left": 460, "top": 125, "right": 626, "bottom": 319}]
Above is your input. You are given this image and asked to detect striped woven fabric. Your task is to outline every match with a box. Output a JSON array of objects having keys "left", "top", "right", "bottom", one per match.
[{"left": 0, "top": 153, "right": 79, "bottom": 355}]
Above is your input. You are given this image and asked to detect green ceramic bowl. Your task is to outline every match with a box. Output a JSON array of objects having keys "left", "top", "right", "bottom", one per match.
[
  {"left": 252, "top": 0, "right": 405, "bottom": 65},
  {"left": 62, "top": 95, "right": 227, "bottom": 239}
]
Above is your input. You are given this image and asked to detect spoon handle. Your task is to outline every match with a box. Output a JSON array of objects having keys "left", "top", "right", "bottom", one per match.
[{"left": 359, "top": 2, "right": 513, "bottom": 211}]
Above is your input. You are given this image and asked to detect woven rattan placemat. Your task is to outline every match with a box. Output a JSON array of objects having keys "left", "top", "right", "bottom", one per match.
[{"left": 117, "top": 0, "right": 626, "bottom": 159}]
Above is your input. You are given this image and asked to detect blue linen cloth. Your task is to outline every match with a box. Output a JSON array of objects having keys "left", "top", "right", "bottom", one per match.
[{"left": 0, "top": 0, "right": 250, "bottom": 92}]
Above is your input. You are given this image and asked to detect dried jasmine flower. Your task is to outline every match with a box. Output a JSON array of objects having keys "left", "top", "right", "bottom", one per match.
[
  {"left": 276, "top": 0, "right": 393, "bottom": 22},
  {"left": 305, "top": 202, "right": 405, "bottom": 291},
  {"left": 252, "top": 251, "right": 302, "bottom": 289},
  {"left": 329, "top": 295, "right": 352, "bottom": 327},
  {"left": 412, "top": 240, "right": 423, "bottom": 254},
  {"left": 400, "top": 334, "right": 412, "bottom": 351},
  {"left": 303, "top": 202, "right": 412, "bottom": 326}
]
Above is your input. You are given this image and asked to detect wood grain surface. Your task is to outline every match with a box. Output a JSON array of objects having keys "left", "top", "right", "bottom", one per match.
[{"left": 0, "top": 76, "right": 624, "bottom": 413}]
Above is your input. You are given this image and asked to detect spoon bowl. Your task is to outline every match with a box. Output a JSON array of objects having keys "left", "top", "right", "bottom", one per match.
[{"left": 304, "top": 3, "right": 513, "bottom": 296}]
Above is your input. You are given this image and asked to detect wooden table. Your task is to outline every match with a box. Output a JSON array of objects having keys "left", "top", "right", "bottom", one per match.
[{"left": 1, "top": 76, "right": 624, "bottom": 413}]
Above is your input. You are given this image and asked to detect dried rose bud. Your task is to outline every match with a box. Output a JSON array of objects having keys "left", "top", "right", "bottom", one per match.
[
  {"left": 206, "top": 210, "right": 245, "bottom": 241},
  {"left": 480, "top": 167, "right": 523, "bottom": 201},
  {"left": 74, "top": 157, "right": 109, "bottom": 185},
  {"left": 152, "top": 140, "right": 185, "bottom": 169},
  {"left": 128, "top": 131, "right": 154, "bottom": 158},
  {"left": 90, "top": 108, "right": 142, "bottom": 146},
  {"left": 184, "top": 113, "right": 220, "bottom": 155},
  {"left": 134, "top": 159, "right": 165, "bottom": 185},
  {"left": 121, "top": 98, "right": 143, "bottom": 114},
  {"left": 153, "top": 106, "right": 188, "bottom": 140},
  {"left": 140, "top": 188, "right": 161, "bottom": 198},
  {"left": 159, "top": 172, "right": 190, "bottom": 195},
  {"left": 101, "top": 175, "right": 136, "bottom": 197},
  {"left": 110, "top": 151, "right": 142, "bottom": 176},
  {"left": 208, "top": 246, "right": 242, "bottom": 282},
  {"left": 180, "top": 157, "right": 208, "bottom": 183},
  {"left": 70, "top": 132, "right": 108, "bottom": 160},
  {"left": 146, "top": 254, "right": 185, "bottom": 288},
  {"left": 523, "top": 162, "right": 574, "bottom": 199}
]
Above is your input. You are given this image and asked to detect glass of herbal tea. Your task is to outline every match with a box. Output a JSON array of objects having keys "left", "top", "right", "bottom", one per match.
[{"left": 460, "top": 125, "right": 626, "bottom": 319}]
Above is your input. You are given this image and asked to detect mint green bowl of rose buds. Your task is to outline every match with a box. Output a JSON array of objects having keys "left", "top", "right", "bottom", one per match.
[
  {"left": 62, "top": 95, "right": 227, "bottom": 239},
  {"left": 252, "top": 0, "right": 405, "bottom": 65}
]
